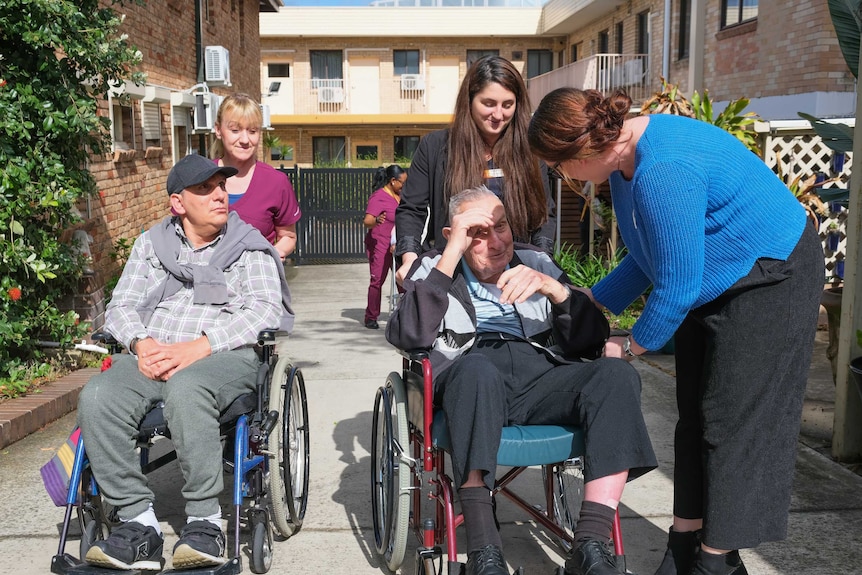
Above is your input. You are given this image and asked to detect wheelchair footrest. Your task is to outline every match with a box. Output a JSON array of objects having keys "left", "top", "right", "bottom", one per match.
[
  {"left": 161, "top": 557, "right": 241, "bottom": 575},
  {"left": 51, "top": 553, "right": 146, "bottom": 575}
]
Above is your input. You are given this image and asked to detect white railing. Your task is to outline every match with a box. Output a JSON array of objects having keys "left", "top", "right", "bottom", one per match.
[
  {"left": 266, "top": 78, "right": 429, "bottom": 116},
  {"left": 527, "top": 54, "right": 652, "bottom": 110}
]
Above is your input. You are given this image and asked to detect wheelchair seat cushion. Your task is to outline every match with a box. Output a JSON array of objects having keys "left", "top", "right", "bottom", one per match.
[
  {"left": 431, "top": 410, "right": 585, "bottom": 467},
  {"left": 136, "top": 393, "right": 258, "bottom": 443}
]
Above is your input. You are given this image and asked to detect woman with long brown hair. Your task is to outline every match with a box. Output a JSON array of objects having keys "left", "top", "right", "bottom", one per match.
[{"left": 394, "top": 55, "right": 555, "bottom": 282}]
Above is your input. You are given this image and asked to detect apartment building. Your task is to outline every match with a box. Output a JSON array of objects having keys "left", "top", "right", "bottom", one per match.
[
  {"left": 260, "top": 0, "right": 854, "bottom": 168},
  {"left": 73, "top": 0, "right": 280, "bottom": 328},
  {"left": 258, "top": 4, "right": 561, "bottom": 167}
]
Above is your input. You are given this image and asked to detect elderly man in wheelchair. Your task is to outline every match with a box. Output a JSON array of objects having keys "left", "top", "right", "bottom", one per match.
[
  {"left": 386, "top": 186, "right": 657, "bottom": 575},
  {"left": 75, "top": 154, "right": 294, "bottom": 571}
]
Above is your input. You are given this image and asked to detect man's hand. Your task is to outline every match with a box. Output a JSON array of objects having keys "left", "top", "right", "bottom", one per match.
[
  {"left": 435, "top": 207, "right": 497, "bottom": 279},
  {"left": 444, "top": 206, "right": 497, "bottom": 256},
  {"left": 496, "top": 265, "right": 570, "bottom": 305},
  {"left": 138, "top": 337, "right": 212, "bottom": 381}
]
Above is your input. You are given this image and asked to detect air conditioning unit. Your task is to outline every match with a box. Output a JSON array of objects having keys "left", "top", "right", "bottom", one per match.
[
  {"left": 193, "top": 93, "right": 221, "bottom": 132},
  {"left": 317, "top": 87, "right": 344, "bottom": 104},
  {"left": 205, "top": 46, "right": 231, "bottom": 86},
  {"left": 400, "top": 74, "right": 425, "bottom": 91},
  {"left": 260, "top": 104, "right": 272, "bottom": 130}
]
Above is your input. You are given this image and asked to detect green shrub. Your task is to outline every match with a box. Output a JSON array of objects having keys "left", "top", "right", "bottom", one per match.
[
  {"left": 554, "top": 244, "right": 641, "bottom": 331},
  {"left": 0, "top": 0, "right": 142, "bottom": 394}
]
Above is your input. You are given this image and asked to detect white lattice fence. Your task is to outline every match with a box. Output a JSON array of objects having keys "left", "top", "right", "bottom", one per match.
[{"left": 763, "top": 131, "right": 852, "bottom": 282}]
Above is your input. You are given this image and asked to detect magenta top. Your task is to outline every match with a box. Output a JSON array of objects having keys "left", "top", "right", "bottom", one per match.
[
  {"left": 223, "top": 161, "right": 301, "bottom": 243},
  {"left": 365, "top": 188, "right": 398, "bottom": 244}
]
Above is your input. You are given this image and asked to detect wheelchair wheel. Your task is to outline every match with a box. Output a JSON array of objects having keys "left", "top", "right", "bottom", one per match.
[
  {"left": 268, "top": 357, "right": 310, "bottom": 539},
  {"left": 250, "top": 519, "right": 273, "bottom": 574},
  {"left": 370, "top": 372, "right": 410, "bottom": 572},
  {"left": 544, "top": 459, "right": 585, "bottom": 555}
]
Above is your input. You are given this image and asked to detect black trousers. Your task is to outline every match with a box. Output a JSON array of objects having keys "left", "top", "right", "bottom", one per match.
[
  {"left": 435, "top": 339, "right": 657, "bottom": 491},
  {"left": 672, "top": 223, "right": 824, "bottom": 550}
]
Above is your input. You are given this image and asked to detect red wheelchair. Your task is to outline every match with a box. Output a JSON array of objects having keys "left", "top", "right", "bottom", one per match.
[{"left": 371, "top": 349, "right": 627, "bottom": 575}]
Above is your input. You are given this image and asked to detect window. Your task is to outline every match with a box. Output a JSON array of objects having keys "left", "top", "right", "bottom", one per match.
[
  {"left": 355, "top": 144, "right": 379, "bottom": 162},
  {"left": 394, "top": 135, "right": 420, "bottom": 162},
  {"left": 111, "top": 101, "right": 137, "bottom": 151},
  {"left": 394, "top": 50, "right": 420, "bottom": 75},
  {"left": 598, "top": 30, "right": 610, "bottom": 54},
  {"left": 313, "top": 136, "right": 345, "bottom": 166},
  {"left": 678, "top": 0, "right": 690, "bottom": 59},
  {"left": 721, "top": 0, "right": 757, "bottom": 28},
  {"left": 268, "top": 63, "right": 291, "bottom": 78},
  {"left": 571, "top": 43, "right": 579, "bottom": 63},
  {"left": 526, "top": 49, "right": 552, "bottom": 79},
  {"left": 141, "top": 102, "right": 162, "bottom": 148},
  {"left": 615, "top": 22, "right": 624, "bottom": 54},
  {"left": 467, "top": 49, "right": 499, "bottom": 69},
  {"left": 637, "top": 11, "right": 650, "bottom": 55},
  {"left": 310, "top": 50, "right": 343, "bottom": 88}
]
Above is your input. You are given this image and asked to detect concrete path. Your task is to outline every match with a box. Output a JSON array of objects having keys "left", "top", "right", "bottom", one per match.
[{"left": 0, "top": 262, "right": 860, "bottom": 575}]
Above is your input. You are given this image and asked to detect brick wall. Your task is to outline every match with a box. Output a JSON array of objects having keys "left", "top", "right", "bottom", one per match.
[
  {"left": 560, "top": 0, "right": 852, "bottom": 105},
  {"left": 71, "top": 0, "right": 265, "bottom": 330}
]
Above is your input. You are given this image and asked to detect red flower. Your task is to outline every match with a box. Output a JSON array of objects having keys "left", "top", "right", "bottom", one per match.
[
  {"left": 0, "top": 79, "right": 6, "bottom": 88},
  {"left": 101, "top": 356, "right": 113, "bottom": 371},
  {"left": 7, "top": 287, "right": 21, "bottom": 301}
]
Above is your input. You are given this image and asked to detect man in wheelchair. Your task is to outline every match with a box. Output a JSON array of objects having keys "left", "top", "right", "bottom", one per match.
[
  {"left": 77, "top": 154, "right": 294, "bottom": 571},
  {"left": 386, "top": 186, "right": 657, "bottom": 575}
]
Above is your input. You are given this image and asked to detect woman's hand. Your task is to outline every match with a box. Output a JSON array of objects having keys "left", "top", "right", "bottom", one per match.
[{"left": 396, "top": 252, "right": 418, "bottom": 285}]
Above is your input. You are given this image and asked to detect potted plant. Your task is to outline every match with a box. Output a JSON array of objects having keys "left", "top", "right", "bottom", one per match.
[{"left": 263, "top": 133, "right": 281, "bottom": 161}]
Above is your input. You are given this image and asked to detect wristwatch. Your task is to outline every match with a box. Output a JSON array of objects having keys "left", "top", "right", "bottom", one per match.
[
  {"left": 622, "top": 336, "right": 636, "bottom": 358},
  {"left": 129, "top": 335, "right": 150, "bottom": 355}
]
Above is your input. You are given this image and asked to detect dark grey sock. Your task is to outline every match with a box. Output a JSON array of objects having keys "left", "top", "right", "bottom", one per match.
[
  {"left": 459, "top": 487, "right": 502, "bottom": 553},
  {"left": 572, "top": 500, "right": 616, "bottom": 543}
]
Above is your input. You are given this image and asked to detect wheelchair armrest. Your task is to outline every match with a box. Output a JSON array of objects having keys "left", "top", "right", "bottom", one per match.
[
  {"left": 92, "top": 331, "right": 119, "bottom": 345},
  {"left": 396, "top": 348, "right": 429, "bottom": 361},
  {"left": 257, "top": 329, "right": 288, "bottom": 346}
]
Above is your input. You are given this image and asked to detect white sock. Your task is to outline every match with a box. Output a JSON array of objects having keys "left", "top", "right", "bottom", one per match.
[
  {"left": 188, "top": 511, "right": 222, "bottom": 530},
  {"left": 129, "top": 503, "right": 161, "bottom": 535}
]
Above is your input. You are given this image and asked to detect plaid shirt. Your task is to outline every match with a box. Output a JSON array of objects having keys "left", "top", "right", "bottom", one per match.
[{"left": 105, "top": 221, "right": 283, "bottom": 354}]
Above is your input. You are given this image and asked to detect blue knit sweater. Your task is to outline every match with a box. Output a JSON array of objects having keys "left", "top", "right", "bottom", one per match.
[{"left": 591, "top": 114, "right": 806, "bottom": 350}]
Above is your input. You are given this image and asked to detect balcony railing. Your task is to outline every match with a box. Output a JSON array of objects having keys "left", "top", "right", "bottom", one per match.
[
  {"left": 264, "top": 77, "right": 431, "bottom": 117},
  {"left": 527, "top": 54, "right": 652, "bottom": 110}
]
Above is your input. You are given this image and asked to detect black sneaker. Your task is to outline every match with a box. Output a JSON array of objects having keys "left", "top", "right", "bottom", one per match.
[
  {"left": 172, "top": 520, "right": 227, "bottom": 569},
  {"left": 564, "top": 538, "right": 619, "bottom": 575},
  {"left": 365, "top": 319, "right": 380, "bottom": 329},
  {"left": 84, "top": 521, "right": 163, "bottom": 571},
  {"left": 466, "top": 544, "right": 508, "bottom": 575}
]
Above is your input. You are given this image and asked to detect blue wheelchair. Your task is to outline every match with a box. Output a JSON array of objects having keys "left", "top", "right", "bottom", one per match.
[
  {"left": 51, "top": 330, "right": 309, "bottom": 575},
  {"left": 371, "top": 350, "right": 628, "bottom": 575}
]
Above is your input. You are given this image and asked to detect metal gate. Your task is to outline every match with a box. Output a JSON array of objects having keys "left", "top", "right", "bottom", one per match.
[{"left": 281, "top": 167, "right": 376, "bottom": 264}]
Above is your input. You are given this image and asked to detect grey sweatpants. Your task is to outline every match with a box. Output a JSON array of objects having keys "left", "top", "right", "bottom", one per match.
[{"left": 77, "top": 348, "right": 258, "bottom": 520}]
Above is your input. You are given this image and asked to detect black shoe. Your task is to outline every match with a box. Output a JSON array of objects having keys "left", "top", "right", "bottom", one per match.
[
  {"left": 365, "top": 319, "right": 379, "bottom": 329},
  {"left": 172, "top": 520, "right": 227, "bottom": 569},
  {"left": 85, "top": 521, "right": 163, "bottom": 571},
  {"left": 653, "top": 528, "right": 701, "bottom": 575},
  {"left": 690, "top": 550, "right": 748, "bottom": 575},
  {"left": 564, "top": 539, "right": 619, "bottom": 575},
  {"left": 466, "top": 544, "right": 508, "bottom": 575}
]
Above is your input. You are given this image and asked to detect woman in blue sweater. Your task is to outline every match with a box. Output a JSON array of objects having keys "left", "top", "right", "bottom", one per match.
[{"left": 528, "top": 88, "right": 824, "bottom": 575}]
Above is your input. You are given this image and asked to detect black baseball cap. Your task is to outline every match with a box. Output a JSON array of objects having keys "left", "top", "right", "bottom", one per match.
[{"left": 167, "top": 154, "right": 238, "bottom": 196}]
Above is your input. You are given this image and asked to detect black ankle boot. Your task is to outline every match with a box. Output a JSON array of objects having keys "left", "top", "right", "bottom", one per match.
[
  {"left": 690, "top": 550, "right": 748, "bottom": 575},
  {"left": 653, "top": 528, "right": 701, "bottom": 575}
]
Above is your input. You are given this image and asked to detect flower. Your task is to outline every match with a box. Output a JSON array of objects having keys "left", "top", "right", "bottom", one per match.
[
  {"left": 101, "top": 356, "right": 113, "bottom": 371},
  {"left": 7, "top": 287, "right": 21, "bottom": 301}
]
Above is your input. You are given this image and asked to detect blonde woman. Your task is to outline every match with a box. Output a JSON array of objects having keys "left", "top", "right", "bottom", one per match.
[{"left": 212, "top": 93, "right": 300, "bottom": 259}]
